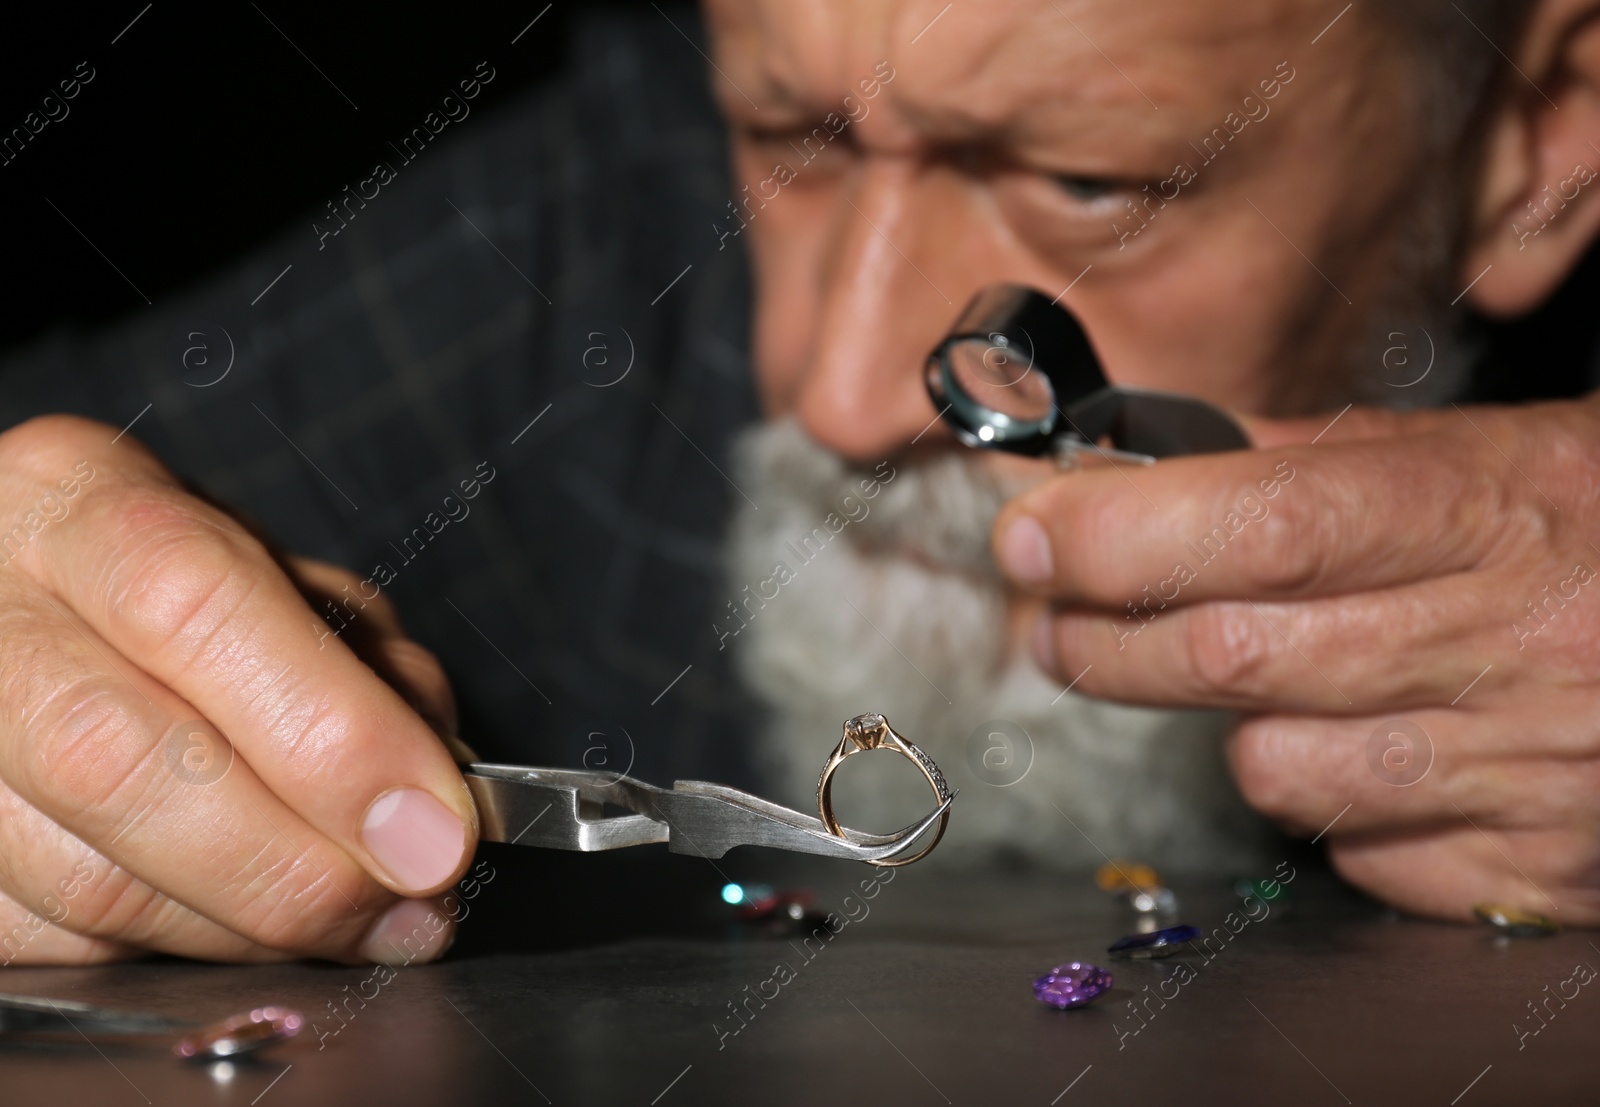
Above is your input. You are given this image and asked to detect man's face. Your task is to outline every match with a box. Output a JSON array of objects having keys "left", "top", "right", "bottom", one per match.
[
  {"left": 702, "top": 0, "right": 1453, "bottom": 467},
  {"left": 705, "top": 0, "right": 1471, "bottom": 859}
]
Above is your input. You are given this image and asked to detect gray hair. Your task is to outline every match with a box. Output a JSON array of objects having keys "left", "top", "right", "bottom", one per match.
[{"left": 1375, "top": 1, "right": 1535, "bottom": 148}]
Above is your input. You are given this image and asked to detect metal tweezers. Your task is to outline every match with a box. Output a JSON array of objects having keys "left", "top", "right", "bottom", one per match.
[
  {"left": 0, "top": 993, "right": 302, "bottom": 1059},
  {"left": 463, "top": 764, "right": 954, "bottom": 864},
  {"left": 0, "top": 993, "right": 191, "bottom": 1039}
]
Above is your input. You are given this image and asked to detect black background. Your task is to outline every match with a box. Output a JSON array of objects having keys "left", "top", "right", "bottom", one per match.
[{"left": 0, "top": 3, "right": 578, "bottom": 350}]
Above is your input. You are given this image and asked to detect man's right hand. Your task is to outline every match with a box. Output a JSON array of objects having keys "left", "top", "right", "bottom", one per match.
[{"left": 0, "top": 416, "right": 479, "bottom": 965}]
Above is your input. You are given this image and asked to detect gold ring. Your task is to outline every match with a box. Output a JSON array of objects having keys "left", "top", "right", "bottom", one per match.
[{"left": 817, "top": 712, "right": 951, "bottom": 867}]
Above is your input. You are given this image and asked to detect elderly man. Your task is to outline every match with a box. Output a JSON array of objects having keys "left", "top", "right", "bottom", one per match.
[{"left": 0, "top": 0, "right": 1596, "bottom": 968}]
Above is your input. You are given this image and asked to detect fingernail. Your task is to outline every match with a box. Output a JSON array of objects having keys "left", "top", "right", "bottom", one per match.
[
  {"left": 1031, "top": 613, "right": 1058, "bottom": 675},
  {"left": 998, "top": 516, "right": 1054, "bottom": 584},
  {"left": 361, "top": 788, "right": 468, "bottom": 893},
  {"left": 358, "top": 898, "right": 456, "bottom": 965}
]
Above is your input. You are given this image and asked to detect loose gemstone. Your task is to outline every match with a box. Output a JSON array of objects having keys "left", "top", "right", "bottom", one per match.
[
  {"left": 1129, "top": 887, "right": 1179, "bottom": 918},
  {"left": 1474, "top": 903, "right": 1558, "bottom": 937},
  {"left": 1108, "top": 924, "right": 1202, "bottom": 959},
  {"left": 1032, "top": 962, "right": 1113, "bottom": 1009},
  {"left": 1095, "top": 861, "right": 1161, "bottom": 894},
  {"left": 1235, "top": 878, "right": 1293, "bottom": 904}
]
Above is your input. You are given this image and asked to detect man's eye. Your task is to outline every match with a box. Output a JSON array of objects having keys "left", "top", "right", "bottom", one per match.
[{"left": 1054, "top": 176, "right": 1120, "bottom": 202}]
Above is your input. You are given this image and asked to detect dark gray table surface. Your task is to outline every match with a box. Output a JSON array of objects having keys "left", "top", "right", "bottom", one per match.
[{"left": 1, "top": 844, "right": 1594, "bottom": 1106}]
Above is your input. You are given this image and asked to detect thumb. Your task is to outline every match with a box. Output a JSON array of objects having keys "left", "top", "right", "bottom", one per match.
[{"left": 287, "top": 556, "right": 478, "bottom": 760}]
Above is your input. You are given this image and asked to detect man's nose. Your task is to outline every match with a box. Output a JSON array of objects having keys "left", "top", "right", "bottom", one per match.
[{"left": 791, "top": 161, "right": 979, "bottom": 465}]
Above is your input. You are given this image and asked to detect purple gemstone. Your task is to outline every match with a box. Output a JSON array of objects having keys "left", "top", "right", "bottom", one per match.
[{"left": 1032, "top": 962, "right": 1113, "bottom": 1009}]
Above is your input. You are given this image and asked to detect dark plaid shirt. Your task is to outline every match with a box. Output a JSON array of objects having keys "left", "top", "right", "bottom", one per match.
[{"left": 0, "top": 8, "right": 767, "bottom": 788}]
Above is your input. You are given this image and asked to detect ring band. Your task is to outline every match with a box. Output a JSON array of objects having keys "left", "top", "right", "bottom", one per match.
[{"left": 817, "top": 713, "right": 951, "bottom": 867}]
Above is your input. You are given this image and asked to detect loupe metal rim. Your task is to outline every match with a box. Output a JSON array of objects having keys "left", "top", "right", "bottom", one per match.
[
  {"left": 924, "top": 284, "right": 1254, "bottom": 461},
  {"left": 924, "top": 334, "right": 1056, "bottom": 457}
]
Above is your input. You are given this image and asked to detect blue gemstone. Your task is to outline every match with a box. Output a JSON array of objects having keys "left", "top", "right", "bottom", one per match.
[{"left": 1108, "top": 924, "right": 1202, "bottom": 958}]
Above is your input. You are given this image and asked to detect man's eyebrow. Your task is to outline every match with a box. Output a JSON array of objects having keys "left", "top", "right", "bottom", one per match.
[
  {"left": 713, "top": 78, "right": 850, "bottom": 125},
  {"left": 882, "top": 85, "right": 1186, "bottom": 172},
  {"left": 1009, "top": 107, "right": 1206, "bottom": 170}
]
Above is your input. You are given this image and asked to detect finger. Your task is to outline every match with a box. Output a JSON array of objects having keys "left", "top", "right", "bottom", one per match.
[
  {"left": 1328, "top": 826, "right": 1600, "bottom": 924},
  {"left": 1036, "top": 579, "right": 1510, "bottom": 714},
  {"left": 1, "top": 418, "right": 477, "bottom": 898},
  {"left": 1224, "top": 710, "right": 1600, "bottom": 838},
  {"left": 287, "top": 555, "right": 406, "bottom": 637},
  {"left": 1234, "top": 404, "right": 1465, "bottom": 450},
  {"left": 0, "top": 887, "right": 135, "bottom": 966},
  {"left": 0, "top": 780, "right": 294, "bottom": 963},
  {"left": 363, "top": 634, "right": 476, "bottom": 761},
  {"left": 371, "top": 637, "right": 466, "bottom": 751},
  {"left": 287, "top": 556, "right": 462, "bottom": 742},
  {"left": 993, "top": 420, "right": 1524, "bottom": 607},
  {"left": 0, "top": 583, "right": 448, "bottom": 963}
]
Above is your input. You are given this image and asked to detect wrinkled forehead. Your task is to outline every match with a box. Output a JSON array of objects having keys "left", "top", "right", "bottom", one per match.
[{"left": 701, "top": 0, "right": 1374, "bottom": 159}]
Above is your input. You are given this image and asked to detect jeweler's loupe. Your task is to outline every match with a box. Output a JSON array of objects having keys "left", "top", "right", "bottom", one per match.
[{"left": 925, "top": 285, "right": 1248, "bottom": 464}]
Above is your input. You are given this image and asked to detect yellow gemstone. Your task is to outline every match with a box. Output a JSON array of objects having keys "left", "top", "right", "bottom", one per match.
[
  {"left": 1095, "top": 861, "right": 1161, "bottom": 893},
  {"left": 1473, "top": 903, "right": 1558, "bottom": 937}
]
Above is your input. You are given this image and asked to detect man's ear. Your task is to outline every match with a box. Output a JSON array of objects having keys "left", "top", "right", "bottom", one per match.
[{"left": 1464, "top": 0, "right": 1600, "bottom": 317}]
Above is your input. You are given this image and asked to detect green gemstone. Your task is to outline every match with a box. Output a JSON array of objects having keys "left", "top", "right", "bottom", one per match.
[{"left": 1234, "top": 878, "right": 1293, "bottom": 903}]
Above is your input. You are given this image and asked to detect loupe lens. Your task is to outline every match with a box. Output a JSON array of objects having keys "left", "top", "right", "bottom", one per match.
[
  {"left": 927, "top": 284, "right": 1250, "bottom": 461},
  {"left": 930, "top": 333, "right": 1057, "bottom": 450}
]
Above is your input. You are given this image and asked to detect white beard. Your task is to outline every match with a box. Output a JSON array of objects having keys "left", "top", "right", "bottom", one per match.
[{"left": 721, "top": 418, "right": 1277, "bottom": 873}]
